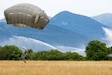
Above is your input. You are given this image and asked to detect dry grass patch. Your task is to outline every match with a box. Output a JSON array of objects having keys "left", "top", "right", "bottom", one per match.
[{"left": 0, "top": 61, "right": 112, "bottom": 75}]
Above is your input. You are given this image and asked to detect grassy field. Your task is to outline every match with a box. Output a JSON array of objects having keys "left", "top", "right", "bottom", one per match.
[{"left": 0, "top": 61, "right": 112, "bottom": 75}]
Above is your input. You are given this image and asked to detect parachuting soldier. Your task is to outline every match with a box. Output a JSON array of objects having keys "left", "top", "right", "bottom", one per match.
[
  {"left": 20, "top": 48, "right": 29, "bottom": 63},
  {"left": 4, "top": 3, "right": 50, "bottom": 63}
]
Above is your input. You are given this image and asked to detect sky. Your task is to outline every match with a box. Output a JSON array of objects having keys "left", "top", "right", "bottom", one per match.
[{"left": 0, "top": 0, "right": 112, "bottom": 19}]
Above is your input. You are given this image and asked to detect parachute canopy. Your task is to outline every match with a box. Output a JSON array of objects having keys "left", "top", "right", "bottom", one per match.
[{"left": 4, "top": 3, "right": 49, "bottom": 30}]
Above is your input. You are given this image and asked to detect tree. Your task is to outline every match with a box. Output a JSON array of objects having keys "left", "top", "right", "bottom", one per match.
[
  {"left": 35, "top": 50, "right": 63, "bottom": 60},
  {"left": 107, "top": 46, "right": 112, "bottom": 60},
  {"left": 26, "top": 49, "right": 36, "bottom": 60},
  {"left": 47, "top": 50, "right": 63, "bottom": 60},
  {"left": 63, "top": 51, "right": 84, "bottom": 60},
  {"left": 85, "top": 40, "right": 108, "bottom": 60},
  {"left": 35, "top": 50, "right": 50, "bottom": 60},
  {"left": 0, "top": 45, "right": 22, "bottom": 60},
  {"left": 107, "top": 46, "right": 112, "bottom": 55}
]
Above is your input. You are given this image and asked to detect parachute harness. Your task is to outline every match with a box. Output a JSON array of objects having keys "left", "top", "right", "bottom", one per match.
[{"left": 20, "top": 48, "right": 29, "bottom": 63}]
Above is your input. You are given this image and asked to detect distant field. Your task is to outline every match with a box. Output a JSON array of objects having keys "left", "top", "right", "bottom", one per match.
[{"left": 0, "top": 61, "right": 112, "bottom": 75}]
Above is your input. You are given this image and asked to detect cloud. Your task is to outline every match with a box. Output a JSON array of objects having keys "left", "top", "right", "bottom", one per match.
[
  {"left": 56, "top": 45, "right": 85, "bottom": 56},
  {"left": 0, "top": 35, "right": 57, "bottom": 51},
  {"left": 1, "top": 0, "right": 112, "bottom": 19},
  {"left": 103, "top": 27, "right": 112, "bottom": 46},
  {"left": 0, "top": 35, "right": 86, "bottom": 55}
]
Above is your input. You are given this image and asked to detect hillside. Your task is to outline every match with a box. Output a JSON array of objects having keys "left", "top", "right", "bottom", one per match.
[
  {"left": 0, "top": 11, "right": 108, "bottom": 54},
  {"left": 50, "top": 11, "right": 105, "bottom": 40},
  {"left": 92, "top": 13, "right": 112, "bottom": 28}
]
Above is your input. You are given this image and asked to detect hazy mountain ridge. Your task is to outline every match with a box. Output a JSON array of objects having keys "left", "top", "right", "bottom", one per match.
[
  {"left": 92, "top": 13, "right": 112, "bottom": 28},
  {"left": 0, "top": 11, "right": 110, "bottom": 54},
  {"left": 50, "top": 11, "right": 105, "bottom": 40}
]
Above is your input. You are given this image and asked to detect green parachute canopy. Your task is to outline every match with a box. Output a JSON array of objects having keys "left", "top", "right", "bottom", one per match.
[{"left": 4, "top": 3, "right": 49, "bottom": 30}]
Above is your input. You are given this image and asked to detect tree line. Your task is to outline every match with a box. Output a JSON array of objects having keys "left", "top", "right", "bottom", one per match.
[{"left": 0, "top": 40, "right": 112, "bottom": 60}]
